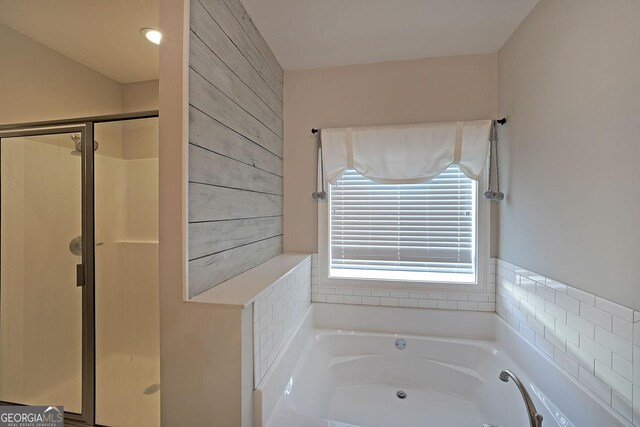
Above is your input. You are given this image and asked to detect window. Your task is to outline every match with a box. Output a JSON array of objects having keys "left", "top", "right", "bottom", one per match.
[{"left": 327, "top": 165, "right": 478, "bottom": 284}]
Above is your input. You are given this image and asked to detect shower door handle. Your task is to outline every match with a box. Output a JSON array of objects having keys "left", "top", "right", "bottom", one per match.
[{"left": 76, "top": 264, "right": 85, "bottom": 287}]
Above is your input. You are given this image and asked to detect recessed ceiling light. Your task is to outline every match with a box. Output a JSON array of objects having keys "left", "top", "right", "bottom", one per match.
[{"left": 141, "top": 28, "right": 161, "bottom": 45}]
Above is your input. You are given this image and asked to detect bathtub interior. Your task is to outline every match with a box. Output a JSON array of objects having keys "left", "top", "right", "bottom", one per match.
[
  {"left": 282, "top": 332, "right": 537, "bottom": 427},
  {"left": 257, "top": 303, "right": 631, "bottom": 427}
]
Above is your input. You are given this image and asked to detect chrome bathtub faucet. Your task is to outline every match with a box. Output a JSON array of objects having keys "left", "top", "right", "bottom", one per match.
[{"left": 499, "top": 370, "right": 543, "bottom": 427}]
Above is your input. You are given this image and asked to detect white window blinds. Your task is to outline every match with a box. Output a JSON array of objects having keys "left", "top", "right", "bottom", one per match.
[{"left": 329, "top": 165, "right": 477, "bottom": 283}]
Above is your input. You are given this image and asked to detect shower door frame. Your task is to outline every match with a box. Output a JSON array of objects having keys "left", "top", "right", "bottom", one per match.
[{"left": 0, "top": 110, "right": 159, "bottom": 426}]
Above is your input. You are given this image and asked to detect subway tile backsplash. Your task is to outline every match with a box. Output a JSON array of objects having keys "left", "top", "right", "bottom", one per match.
[
  {"left": 495, "top": 258, "right": 640, "bottom": 426},
  {"left": 252, "top": 256, "right": 311, "bottom": 387}
]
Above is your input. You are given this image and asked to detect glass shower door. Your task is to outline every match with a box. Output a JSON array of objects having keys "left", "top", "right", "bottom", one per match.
[{"left": 0, "top": 125, "right": 93, "bottom": 421}]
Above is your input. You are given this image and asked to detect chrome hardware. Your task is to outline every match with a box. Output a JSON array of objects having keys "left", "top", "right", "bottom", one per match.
[
  {"left": 396, "top": 390, "right": 407, "bottom": 399},
  {"left": 69, "top": 235, "right": 83, "bottom": 256},
  {"left": 485, "top": 120, "right": 505, "bottom": 202},
  {"left": 312, "top": 191, "right": 327, "bottom": 200},
  {"left": 143, "top": 383, "right": 161, "bottom": 395},
  {"left": 70, "top": 133, "right": 99, "bottom": 152},
  {"left": 69, "top": 235, "right": 103, "bottom": 255},
  {"left": 483, "top": 190, "right": 505, "bottom": 201},
  {"left": 395, "top": 338, "right": 406, "bottom": 350},
  {"left": 499, "top": 370, "right": 543, "bottom": 427}
]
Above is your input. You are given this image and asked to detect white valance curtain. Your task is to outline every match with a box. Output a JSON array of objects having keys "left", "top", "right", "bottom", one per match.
[{"left": 321, "top": 120, "right": 492, "bottom": 184}]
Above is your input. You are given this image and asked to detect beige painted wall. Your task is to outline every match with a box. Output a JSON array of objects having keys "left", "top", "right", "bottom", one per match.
[
  {"left": 283, "top": 54, "right": 498, "bottom": 253},
  {"left": 123, "top": 80, "right": 160, "bottom": 113},
  {"left": 497, "top": 0, "right": 640, "bottom": 310},
  {"left": 0, "top": 23, "right": 159, "bottom": 125},
  {"left": 0, "top": 23, "right": 122, "bottom": 124}
]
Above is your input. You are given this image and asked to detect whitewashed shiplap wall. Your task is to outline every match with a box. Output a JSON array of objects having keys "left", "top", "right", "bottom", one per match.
[{"left": 188, "top": 0, "right": 284, "bottom": 297}]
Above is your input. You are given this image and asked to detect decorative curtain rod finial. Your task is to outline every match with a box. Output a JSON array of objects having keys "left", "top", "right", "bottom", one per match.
[{"left": 311, "top": 128, "right": 320, "bottom": 134}]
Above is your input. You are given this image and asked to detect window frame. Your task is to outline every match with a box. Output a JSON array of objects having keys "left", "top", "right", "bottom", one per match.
[{"left": 317, "top": 165, "right": 490, "bottom": 292}]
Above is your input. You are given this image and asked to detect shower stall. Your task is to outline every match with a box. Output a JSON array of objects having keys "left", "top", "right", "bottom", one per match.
[{"left": 0, "top": 111, "right": 160, "bottom": 426}]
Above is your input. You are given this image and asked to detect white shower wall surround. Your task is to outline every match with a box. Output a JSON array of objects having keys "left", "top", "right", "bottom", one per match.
[
  {"left": 495, "top": 259, "right": 640, "bottom": 426},
  {"left": 253, "top": 256, "right": 311, "bottom": 386},
  {"left": 310, "top": 254, "right": 496, "bottom": 311}
]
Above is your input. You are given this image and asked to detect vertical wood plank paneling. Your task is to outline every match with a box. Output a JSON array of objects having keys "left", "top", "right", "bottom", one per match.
[{"left": 189, "top": 0, "right": 283, "bottom": 296}]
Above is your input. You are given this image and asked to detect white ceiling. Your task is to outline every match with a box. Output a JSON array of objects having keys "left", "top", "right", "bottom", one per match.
[
  {"left": 0, "top": 0, "right": 158, "bottom": 83},
  {"left": 240, "top": 0, "right": 538, "bottom": 70}
]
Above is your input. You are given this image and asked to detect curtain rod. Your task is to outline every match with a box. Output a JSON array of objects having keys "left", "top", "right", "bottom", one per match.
[{"left": 310, "top": 117, "right": 507, "bottom": 134}]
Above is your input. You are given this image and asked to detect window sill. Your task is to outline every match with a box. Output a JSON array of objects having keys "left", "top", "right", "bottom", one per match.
[
  {"left": 318, "top": 274, "right": 484, "bottom": 293},
  {"left": 329, "top": 269, "right": 476, "bottom": 284}
]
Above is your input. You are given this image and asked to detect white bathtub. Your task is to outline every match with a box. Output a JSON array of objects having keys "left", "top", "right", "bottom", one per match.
[{"left": 255, "top": 303, "right": 631, "bottom": 427}]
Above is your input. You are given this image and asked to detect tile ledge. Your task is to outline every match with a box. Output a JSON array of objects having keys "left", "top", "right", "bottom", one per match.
[{"left": 189, "top": 253, "right": 311, "bottom": 309}]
